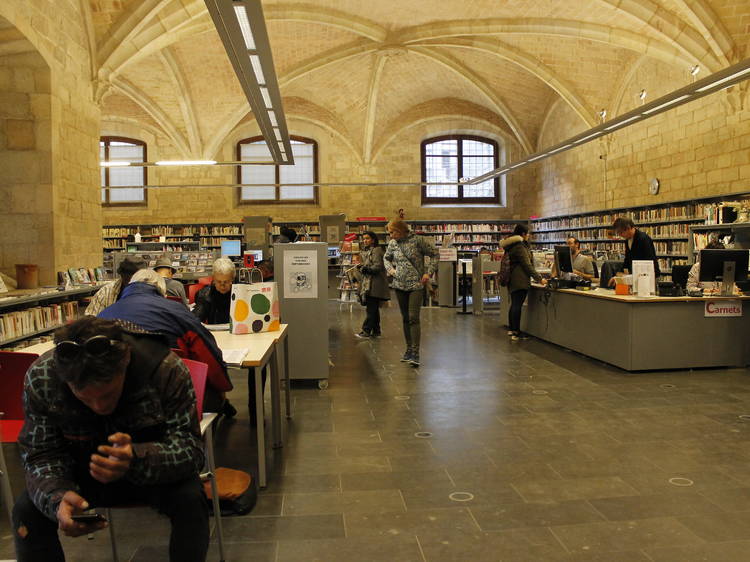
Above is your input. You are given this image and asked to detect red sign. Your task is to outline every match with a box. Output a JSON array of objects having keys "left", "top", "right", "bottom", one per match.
[
  {"left": 704, "top": 300, "right": 742, "bottom": 317},
  {"left": 356, "top": 217, "right": 387, "bottom": 222}
]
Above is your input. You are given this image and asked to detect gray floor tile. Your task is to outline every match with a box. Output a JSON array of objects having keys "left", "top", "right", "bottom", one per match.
[
  {"left": 588, "top": 493, "right": 724, "bottom": 521},
  {"left": 340, "top": 469, "right": 453, "bottom": 492},
  {"left": 512, "top": 476, "right": 639, "bottom": 502},
  {"left": 344, "top": 507, "right": 479, "bottom": 538},
  {"left": 550, "top": 517, "right": 704, "bottom": 553},
  {"left": 470, "top": 500, "right": 605, "bottom": 531},
  {"left": 282, "top": 490, "right": 405, "bottom": 515},
  {"left": 219, "top": 514, "right": 345, "bottom": 541},
  {"left": 677, "top": 511, "right": 750, "bottom": 542},
  {"left": 645, "top": 541, "right": 750, "bottom": 562},
  {"left": 276, "top": 537, "right": 423, "bottom": 562}
]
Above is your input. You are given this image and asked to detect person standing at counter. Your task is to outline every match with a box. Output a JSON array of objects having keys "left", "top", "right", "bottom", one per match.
[
  {"left": 501, "top": 224, "right": 546, "bottom": 341},
  {"left": 610, "top": 217, "right": 660, "bottom": 285}
]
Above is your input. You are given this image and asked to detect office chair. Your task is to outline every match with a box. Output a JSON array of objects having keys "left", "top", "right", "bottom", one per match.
[{"left": 671, "top": 265, "right": 691, "bottom": 290}]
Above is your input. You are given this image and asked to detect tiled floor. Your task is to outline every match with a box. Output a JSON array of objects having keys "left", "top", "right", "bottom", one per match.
[{"left": 4, "top": 302, "right": 750, "bottom": 561}]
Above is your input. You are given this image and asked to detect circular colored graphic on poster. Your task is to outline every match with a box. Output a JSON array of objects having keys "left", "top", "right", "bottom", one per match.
[
  {"left": 251, "top": 293, "right": 271, "bottom": 315},
  {"left": 233, "top": 299, "right": 249, "bottom": 322},
  {"left": 252, "top": 320, "right": 264, "bottom": 333}
]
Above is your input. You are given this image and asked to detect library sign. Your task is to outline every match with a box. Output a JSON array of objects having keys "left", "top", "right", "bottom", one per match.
[{"left": 704, "top": 300, "right": 743, "bottom": 318}]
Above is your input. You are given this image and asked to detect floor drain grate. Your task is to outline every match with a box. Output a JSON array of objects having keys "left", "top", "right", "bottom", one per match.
[
  {"left": 414, "top": 431, "right": 433, "bottom": 438},
  {"left": 394, "top": 395, "right": 411, "bottom": 401},
  {"left": 739, "top": 415, "right": 750, "bottom": 421},
  {"left": 448, "top": 492, "right": 474, "bottom": 502},
  {"left": 532, "top": 390, "right": 548, "bottom": 395}
]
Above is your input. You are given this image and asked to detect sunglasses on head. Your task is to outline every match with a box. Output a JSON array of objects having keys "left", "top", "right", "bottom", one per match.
[{"left": 55, "top": 335, "right": 120, "bottom": 361}]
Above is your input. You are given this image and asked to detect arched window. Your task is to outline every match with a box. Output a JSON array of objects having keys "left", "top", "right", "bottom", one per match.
[
  {"left": 421, "top": 135, "right": 500, "bottom": 204},
  {"left": 100, "top": 136, "right": 147, "bottom": 206},
  {"left": 237, "top": 136, "right": 318, "bottom": 203}
]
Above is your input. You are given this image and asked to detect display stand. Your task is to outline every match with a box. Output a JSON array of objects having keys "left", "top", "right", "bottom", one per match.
[
  {"left": 457, "top": 261, "right": 472, "bottom": 315},
  {"left": 273, "top": 243, "right": 329, "bottom": 388}
]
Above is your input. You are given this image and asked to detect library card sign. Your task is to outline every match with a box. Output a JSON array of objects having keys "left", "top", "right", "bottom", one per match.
[{"left": 704, "top": 300, "right": 742, "bottom": 318}]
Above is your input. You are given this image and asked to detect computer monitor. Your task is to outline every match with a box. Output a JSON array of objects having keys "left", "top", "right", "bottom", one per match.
[
  {"left": 699, "top": 249, "right": 749, "bottom": 296},
  {"left": 244, "top": 249, "right": 263, "bottom": 262},
  {"left": 554, "top": 245, "right": 574, "bottom": 275},
  {"left": 220, "top": 239, "right": 242, "bottom": 258}
]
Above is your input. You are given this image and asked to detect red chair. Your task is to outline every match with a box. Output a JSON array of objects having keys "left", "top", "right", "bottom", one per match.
[
  {"left": 0, "top": 351, "right": 38, "bottom": 525},
  {"left": 106, "top": 358, "right": 226, "bottom": 562}
]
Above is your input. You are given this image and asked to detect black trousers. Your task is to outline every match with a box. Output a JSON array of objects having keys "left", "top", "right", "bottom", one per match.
[
  {"left": 508, "top": 289, "right": 528, "bottom": 333},
  {"left": 12, "top": 474, "right": 209, "bottom": 562},
  {"left": 362, "top": 297, "right": 383, "bottom": 335},
  {"left": 395, "top": 288, "right": 423, "bottom": 351}
]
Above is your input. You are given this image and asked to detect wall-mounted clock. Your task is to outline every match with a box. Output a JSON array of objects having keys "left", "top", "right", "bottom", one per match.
[{"left": 649, "top": 177, "right": 660, "bottom": 195}]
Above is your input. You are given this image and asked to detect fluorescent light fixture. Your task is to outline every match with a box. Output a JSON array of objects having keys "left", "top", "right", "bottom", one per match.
[
  {"left": 250, "top": 54, "right": 265, "bottom": 84},
  {"left": 233, "top": 5, "right": 255, "bottom": 49},
  {"left": 273, "top": 127, "right": 281, "bottom": 140},
  {"left": 155, "top": 160, "right": 217, "bottom": 166},
  {"left": 268, "top": 111, "right": 278, "bottom": 126},
  {"left": 260, "top": 86, "right": 272, "bottom": 108},
  {"left": 642, "top": 95, "right": 691, "bottom": 115},
  {"left": 696, "top": 66, "right": 750, "bottom": 92},
  {"left": 463, "top": 58, "right": 750, "bottom": 186},
  {"left": 100, "top": 161, "right": 131, "bottom": 167},
  {"left": 574, "top": 132, "right": 602, "bottom": 144},
  {"left": 604, "top": 115, "right": 641, "bottom": 131},
  {"left": 548, "top": 144, "right": 573, "bottom": 154}
]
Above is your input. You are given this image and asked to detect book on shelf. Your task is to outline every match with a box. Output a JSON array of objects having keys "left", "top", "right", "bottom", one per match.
[{"left": 0, "top": 301, "right": 79, "bottom": 344}]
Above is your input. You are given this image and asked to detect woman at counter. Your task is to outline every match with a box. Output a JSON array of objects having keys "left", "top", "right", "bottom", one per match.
[{"left": 501, "top": 224, "right": 547, "bottom": 341}]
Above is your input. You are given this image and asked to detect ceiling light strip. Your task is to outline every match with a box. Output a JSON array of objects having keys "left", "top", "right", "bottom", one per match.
[{"left": 466, "top": 57, "right": 750, "bottom": 185}]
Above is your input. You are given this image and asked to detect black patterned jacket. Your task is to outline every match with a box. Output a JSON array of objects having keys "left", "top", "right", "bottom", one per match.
[{"left": 18, "top": 325, "right": 204, "bottom": 521}]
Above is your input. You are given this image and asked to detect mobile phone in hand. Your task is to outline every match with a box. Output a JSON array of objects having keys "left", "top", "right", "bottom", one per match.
[{"left": 72, "top": 513, "right": 107, "bottom": 524}]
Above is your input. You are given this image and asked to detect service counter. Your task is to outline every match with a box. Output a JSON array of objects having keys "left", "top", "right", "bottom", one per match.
[{"left": 500, "top": 286, "right": 750, "bottom": 371}]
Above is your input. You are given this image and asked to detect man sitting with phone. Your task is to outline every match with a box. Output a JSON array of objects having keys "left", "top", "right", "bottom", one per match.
[{"left": 12, "top": 316, "right": 208, "bottom": 562}]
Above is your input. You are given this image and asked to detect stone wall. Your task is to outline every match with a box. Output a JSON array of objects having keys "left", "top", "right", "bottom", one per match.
[
  {"left": 0, "top": 1, "right": 101, "bottom": 285},
  {"left": 535, "top": 58, "right": 750, "bottom": 218},
  {"left": 101, "top": 115, "right": 537, "bottom": 226}
]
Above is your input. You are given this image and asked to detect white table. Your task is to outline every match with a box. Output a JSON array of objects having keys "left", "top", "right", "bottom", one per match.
[
  {"left": 212, "top": 325, "right": 291, "bottom": 488},
  {"left": 19, "top": 324, "right": 291, "bottom": 488}
]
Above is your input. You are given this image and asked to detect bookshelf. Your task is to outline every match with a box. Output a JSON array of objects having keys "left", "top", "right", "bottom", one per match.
[
  {"left": 530, "top": 193, "right": 750, "bottom": 275},
  {"left": 688, "top": 223, "right": 750, "bottom": 264},
  {"left": 337, "top": 240, "right": 361, "bottom": 303},
  {"left": 0, "top": 286, "right": 99, "bottom": 350},
  {"left": 111, "top": 251, "right": 218, "bottom": 280}
]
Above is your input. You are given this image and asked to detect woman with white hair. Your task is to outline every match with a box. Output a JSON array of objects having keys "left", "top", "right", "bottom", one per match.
[
  {"left": 98, "top": 267, "right": 234, "bottom": 414},
  {"left": 193, "top": 257, "right": 236, "bottom": 325}
]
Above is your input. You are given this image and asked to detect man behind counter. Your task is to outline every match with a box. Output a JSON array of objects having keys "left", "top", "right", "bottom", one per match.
[
  {"left": 609, "top": 217, "right": 660, "bottom": 286},
  {"left": 552, "top": 237, "right": 595, "bottom": 281}
]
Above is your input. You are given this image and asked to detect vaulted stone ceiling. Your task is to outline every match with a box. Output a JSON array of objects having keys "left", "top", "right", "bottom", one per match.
[{"left": 89, "top": 0, "right": 747, "bottom": 162}]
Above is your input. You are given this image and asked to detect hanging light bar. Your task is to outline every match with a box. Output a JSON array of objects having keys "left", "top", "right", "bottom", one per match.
[
  {"left": 467, "top": 57, "right": 750, "bottom": 185},
  {"left": 205, "top": 0, "right": 292, "bottom": 164}
]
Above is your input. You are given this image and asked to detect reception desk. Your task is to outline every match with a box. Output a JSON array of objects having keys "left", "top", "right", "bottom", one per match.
[{"left": 501, "top": 286, "right": 750, "bottom": 371}]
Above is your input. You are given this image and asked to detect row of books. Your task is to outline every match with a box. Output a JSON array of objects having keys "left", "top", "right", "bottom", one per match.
[
  {"left": 658, "top": 258, "right": 688, "bottom": 272},
  {"left": 0, "top": 301, "right": 79, "bottom": 344},
  {"left": 534, "top": 204, "right": 717, "bottom": 231},
  {"left": 451, "top": 234, "right": 497, "bottom": 243},
  {"left": 654, "top": 241, "right": 688, "bottom": 255},
  {"left": 59, "top": 268, "right": 105, "bottom": 286},
  {"left": 413, "top": 223, "right": 515, "bottom": 233}
]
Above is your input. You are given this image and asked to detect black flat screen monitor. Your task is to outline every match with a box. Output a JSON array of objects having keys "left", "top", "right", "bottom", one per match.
[
  {"left": 699, "top": 249, "right": 749, "bottom": 282},
  {"left": 554, "top": 245, "right": 574, "bottom": 274}
]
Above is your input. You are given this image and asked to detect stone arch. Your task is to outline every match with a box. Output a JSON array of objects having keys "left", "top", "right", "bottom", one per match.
[{"left": 0, "top": 14, "right": 54, "bottom": 282}]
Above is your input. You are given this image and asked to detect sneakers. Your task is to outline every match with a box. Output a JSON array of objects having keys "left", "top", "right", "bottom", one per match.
[
  {"left": 409, "top": 353, "right": 420, "bottom": 367},
  {"left": 221, "top": 400, "right": 237, "bottom": 418},
  {"left": 511, "top": 333, "right": 530, "bottom": 341},
  {"left": 507, "top": 330, "right": 515, "bottom": 336},
  {"left": 355, "top": 331, "right": 371, "bottom": 339},
  {"left": 400, "top": 350, "right": 412, "bottom": 362}
]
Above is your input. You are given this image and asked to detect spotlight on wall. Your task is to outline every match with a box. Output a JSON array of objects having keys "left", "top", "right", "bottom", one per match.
[
  {"left": 639, "top": 89, "right": 647, "bottom": 101},
  {"left": 690, "top": 64, "right": 701, "bottom": 76},
  {"left": 598, "top": 109, "right": 607, "bottom": 122}
]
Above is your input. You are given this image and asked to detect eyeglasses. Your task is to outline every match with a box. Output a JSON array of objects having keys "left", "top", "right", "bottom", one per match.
[{"left": 55, "top": 336, "right": 120, "bottom": 361}]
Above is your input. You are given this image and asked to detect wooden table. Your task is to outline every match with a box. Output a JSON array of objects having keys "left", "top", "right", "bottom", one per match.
[{"left": 20, "top": 324, "right": 291, "bottom": 488}]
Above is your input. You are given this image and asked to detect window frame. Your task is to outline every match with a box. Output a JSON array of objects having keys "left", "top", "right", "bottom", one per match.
[
  {"left": 100, "top": 136, "right": 148, "bottom": 207},
  {"left": 236, "top": 135, "right": 319, "bottom": 205},
  {"left": 421, "top": 134, "right": 500, "bottom": 205}
]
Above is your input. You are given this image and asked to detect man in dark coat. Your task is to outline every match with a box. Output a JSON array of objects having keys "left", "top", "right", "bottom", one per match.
[{"left": 612, "top": 217, "right": 660, "bottom": 280}]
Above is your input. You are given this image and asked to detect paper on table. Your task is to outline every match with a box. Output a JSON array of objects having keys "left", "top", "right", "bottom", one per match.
[
  {"left": 203, "top": 323, "right": 229, "bottom": 331},
  {"left": 223, "top": 348, "right": 250, "bottom": 365}
]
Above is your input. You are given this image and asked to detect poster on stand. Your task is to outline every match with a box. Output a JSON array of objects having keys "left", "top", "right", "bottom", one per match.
[{"left": 284, "top": 250, "right": 318, "bottom": 299}]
